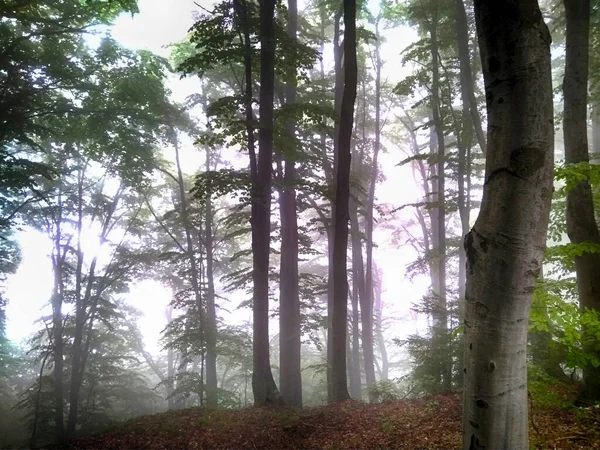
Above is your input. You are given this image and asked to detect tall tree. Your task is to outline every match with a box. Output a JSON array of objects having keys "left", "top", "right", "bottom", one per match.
[
  {"left": 462, "top": 0, "right": 553, "bottom": 448},
  {"left": 562, "top": 0, "right": 600, "bottom": 402},
  {"left": 252, "top": 0, "right": 282, "bottom": 406},
  {"left": 278, "top": 0, "right": 302, "bottom": 407},
  {"left": 330, "top": 0, "right": 358, "bottom": 402}
]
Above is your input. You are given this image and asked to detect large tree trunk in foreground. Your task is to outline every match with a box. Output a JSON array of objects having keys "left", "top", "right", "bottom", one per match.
[
  {"left": 463, "top": 1, "right": 553, "bottom": 448},
  {"left": 252, "top": 0, "right": 282, "bottom": 406},
  {"left": 330, "top": 0, "right": 357, "bottom": 403},
  {"left": 563, "top": 0, "right": 600, "bottom": 403},
  {"left": 278, "top": 0, "right": 302, "bottom": 405}
]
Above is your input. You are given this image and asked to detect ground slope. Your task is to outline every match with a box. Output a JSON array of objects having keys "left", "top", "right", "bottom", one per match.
[{"left": 47, "top": 394, "right": 599, "bottom": 449}]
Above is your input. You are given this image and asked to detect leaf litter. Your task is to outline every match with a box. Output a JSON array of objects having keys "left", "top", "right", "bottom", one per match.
[{"left": 45, "top": 393, "right": 600, "bottom": 449}]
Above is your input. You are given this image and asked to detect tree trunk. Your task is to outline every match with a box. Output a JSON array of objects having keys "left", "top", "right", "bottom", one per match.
[
  {"left": 277, "top": 0, "right": 302, "bottom": 407},
  {"left": 563, "top": 0, "right": 600, "bottom": 402},
  {"left": 50, "top": 185, "right": 66, "bottom": 442},
  {"left": 463, "top": 1, "right": 553, "bottom": 448},
  {"left": 455, "top": 0, "right": 475, "bottom": 390},
  {"left": 174, "top": 136, "right": 206, "bottom": 406},
  {"left": 252, "top": 0, "right": 282, "bottom": 406},
  {"left": 373, "top": 265, "right": 388, "bottom": 380},
  {"left": 362, "top": 20, "right": 381, "bottom": 402},
  {"left": 349, "top": 196, "right": 366, "bottom": 398},
  {"left": 204, "top": 151, "right": 218, "bottom": 408},
  {"left": 429, "top": 9, "right": 451, "bottom": 392},
  {"left": 330, "top": 0, "right": 357, "bottom": 403},
  {"left": 327, "top": 5, "right": 344, "bottom": 403},
  {"left": 349, "top": 268, "right": 362, "bottom": 398},
  {"left": 455, "top": 0, "right": 486, "bottom": 156}
]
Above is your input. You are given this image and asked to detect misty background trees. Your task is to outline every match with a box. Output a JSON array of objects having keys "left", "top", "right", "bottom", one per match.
[{"left": 1, "top": 0, "right": 600, "bottom": 448}]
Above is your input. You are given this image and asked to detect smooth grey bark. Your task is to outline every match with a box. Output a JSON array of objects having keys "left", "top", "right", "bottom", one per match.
[
  {"left": 277, "top": 0, "right": 302, "bottom": 407},
  {"left": 463, "top": 1, "right": 553, "bottom": 448},
  {"left": 562, "top": 0, "right": 600, "bottom": 402},
  {"left": 252, "top": 0, "right": 282, "bottom": 406},
  {"left": 330, "top": 0, "right": 357, "bottom": 403}
]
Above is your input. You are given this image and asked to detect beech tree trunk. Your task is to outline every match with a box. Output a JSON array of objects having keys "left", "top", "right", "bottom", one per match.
[
  {"left": 278, "top": 0, "right": 302, "bottom": 406},
  {"left": 204, "top": 151, "right": 218, "bottom": 408},
  {"left": 563, "top": 0, "right": 600, "bottom": 402},
  {"left": 463, "top": 1, "right": 553, "bottom": 448},
  {"left": 252, "top": 0, "right": 282, "bottom": 406},
  {"left": 362, "top": 20, "right": 381, "bottom": 401},
  {"left": 327, "top": 5, "right": 344, "bottom": 403},
  {"left": 429, "top": 6, "right": 451, "bottom": 392},
  {"left": 349, "top": 195, "right": 365, "bottom": 399},
  {"left": 330, "top": 0, "right": 357, "bottom": 403}
]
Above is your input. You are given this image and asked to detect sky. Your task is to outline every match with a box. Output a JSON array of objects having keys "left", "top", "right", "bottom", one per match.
[{"left": 5, "top": 0, "right": 431, "bottom": 361}]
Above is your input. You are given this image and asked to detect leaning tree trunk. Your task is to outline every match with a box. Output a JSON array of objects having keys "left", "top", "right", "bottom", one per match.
[
  {"left": 330, "top": 0, "right": 357, "bottom": 403},
  {"left": 563, "top": 0, "right": 600, "bottom": 403},
  {"left": 252, "top": 0, "right": 282, "bottom": 406},
  {"left": 463, "top": 1, "right": 553, "bottom": 449}
]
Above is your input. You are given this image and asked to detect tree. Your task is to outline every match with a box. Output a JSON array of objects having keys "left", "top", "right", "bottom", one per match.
[
  {"left": 562, "top": 0, "right": 600, "bottom": 402},
  {"left": 330, "top": 0, "right": 358, "bottom": 402},
  {"left": 252, "top": 0, "right": 282, "bottom": 406},
  {"left": 278, "top": 0, "right": 303, "bottom": 407},
  {"left": 462, "top": 1, "right": 554, "bottom": 448}
]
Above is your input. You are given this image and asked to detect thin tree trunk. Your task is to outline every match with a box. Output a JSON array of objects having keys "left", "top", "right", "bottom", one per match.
[
  {"left": 349, "top": 268, "right": 362, "bottom": 398},
  {"left": 455, "top": 0, "right": 475, "bottom": 390},
  {"left": 563, "top": 0, "right": 600, "bottom": 402},
  {"left": 373, "top": 265, "right": 388, "bottom": 380},
  {"left": 278, "top": 0, "right": 302, "bottom": 407},
  {"left": 349, "top": 196, "right": 366, "bottom": 398},
  {"left": 252, "top": 0, "right": 281, "bottom": 405},
  {"left": 362, "top": 19, "right": 381, "bottom": 402},
  {"left": 204, "top": 151, "right": 218, "bottom": 408},
  {"left": 463, "top": 1, "right": 553, "bottom": 448},
  {"left": 330, "top": 0, "right": 357, "bottom": 403},
  {"left": 174, "top": 136, "right": 206, "bottom": 403},
  {"left": 455, "top": 0, "right": 486, "bottom": 156},
  {"left": 429, "top": 10, "right": 451, "bottom": 390},
  {"left": 51, "top": 189, "right": 65, "bottom": 442},
  {"left": 327, "top": 5, "right": 344, "bottom": 403},
  {"left": 68, "top": 183, "right": 121, "bottom": 436}
]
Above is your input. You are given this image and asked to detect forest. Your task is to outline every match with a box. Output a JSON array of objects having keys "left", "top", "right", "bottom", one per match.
[{"left": 1, "top": 0, "right": 600, "bottom": 448}]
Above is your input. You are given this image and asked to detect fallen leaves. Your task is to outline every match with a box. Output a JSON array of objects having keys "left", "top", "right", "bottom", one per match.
[{"left": 44, "top": 393, "right": 600, "bottom": 449}]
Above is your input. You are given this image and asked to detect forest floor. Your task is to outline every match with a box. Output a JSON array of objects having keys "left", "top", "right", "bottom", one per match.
[{"left": 48, "top": 392, "right": 600, "bottom": 449}]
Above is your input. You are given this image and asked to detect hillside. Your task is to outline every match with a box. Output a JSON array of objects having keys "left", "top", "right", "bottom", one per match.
[{"left": 46, "top": 394, "right": 600, "bottom": 449}]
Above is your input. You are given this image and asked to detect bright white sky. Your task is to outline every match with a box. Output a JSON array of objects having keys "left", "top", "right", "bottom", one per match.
[{"left": 6, "top": 0, "right": 432, "bottom": 361}]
